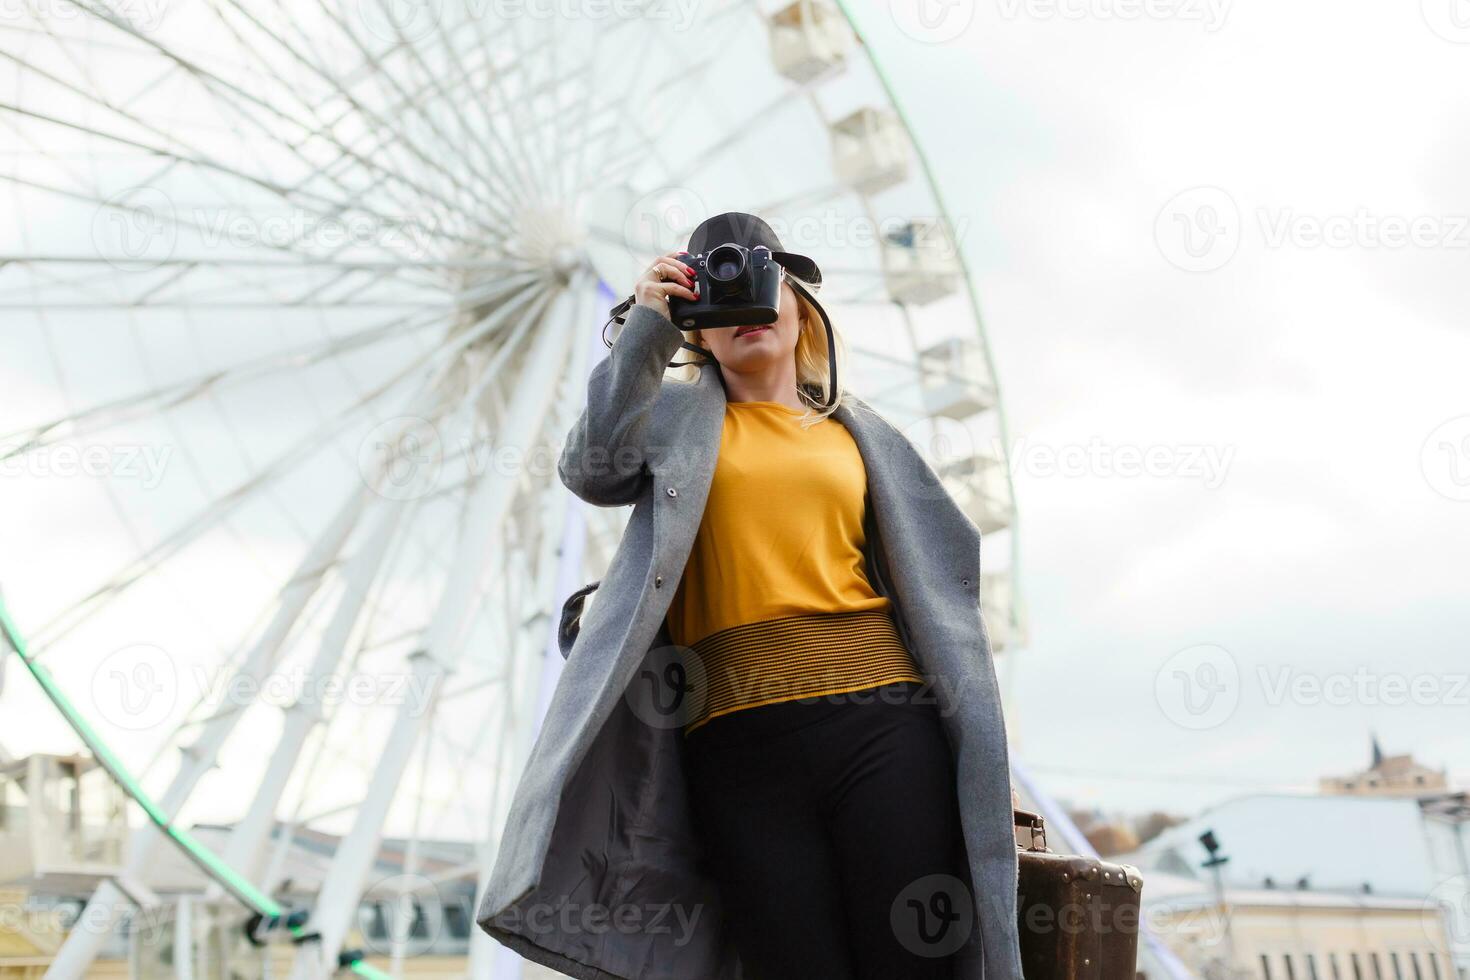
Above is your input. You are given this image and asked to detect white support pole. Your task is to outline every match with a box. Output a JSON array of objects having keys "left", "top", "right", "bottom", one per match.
[
  {"left": 288, "top": 284, "right": 577, "bottom": 979},
  {"left": 174, "top": 895, "right": 194, "bottom": 980},
  {"left": 211, "top": 500, "right": 409, "bottom": 894},
  {"left": 44, "top": 491, "right": 371, "bottom": 980}
]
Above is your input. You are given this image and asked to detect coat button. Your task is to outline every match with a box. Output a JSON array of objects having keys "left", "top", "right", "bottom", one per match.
[
  {"left": 666, "top": 487, "right": 678, "bottom": 497},
  {"left": 655, "top": 575, "right": 664, "bottom": 588}
]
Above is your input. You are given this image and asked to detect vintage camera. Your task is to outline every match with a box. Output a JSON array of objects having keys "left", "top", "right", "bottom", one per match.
[{"left": 667, "top": 243, "right": 782, "bottom": 329}]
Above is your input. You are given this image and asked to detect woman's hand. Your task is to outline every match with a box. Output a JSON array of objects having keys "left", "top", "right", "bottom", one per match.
[
  {"left": 634, "top": 251, "right": 700, "bottom": 319},
  {"left": 559, "top": 252, "right": 698, "bottom": 506}
]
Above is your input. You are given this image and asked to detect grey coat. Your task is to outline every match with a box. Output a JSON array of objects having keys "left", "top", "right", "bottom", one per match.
[{"left": 476, "top": 303, "right": 1023, "bottom": 979}]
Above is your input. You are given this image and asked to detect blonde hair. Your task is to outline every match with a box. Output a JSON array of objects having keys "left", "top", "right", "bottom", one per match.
[{"left": 667, "top": 272, "right": 849, "bottom": 428}]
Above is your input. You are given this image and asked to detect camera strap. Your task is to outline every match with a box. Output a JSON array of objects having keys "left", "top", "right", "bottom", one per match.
[
  {"left": 603, "top": 293, "right": 718, "bottom": 368},
  {"left": 786, "top": 275, "right": 839, "bottom": 410}
]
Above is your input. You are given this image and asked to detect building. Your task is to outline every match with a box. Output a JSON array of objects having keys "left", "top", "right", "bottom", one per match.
[
  {"left": 1117, "top": 792, "right": 1470, "bottom": 979},
  {"left": 1322, "top": 737, "right": 1450, "bottom": 798},
  {"left": 0, "top": 752, "right": 568, "bottom": 977}
]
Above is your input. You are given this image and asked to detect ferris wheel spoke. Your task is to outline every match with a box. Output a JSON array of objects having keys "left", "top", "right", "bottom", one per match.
[
  {"left": 560, "top": 21, "right": 669, "bottom": 197},
  {"left": 71, "top": 4, "right": 502, "bottom": 242},
  {"left": 1, "top": 310, "right": 443, "bottom": 457},
  {"left": 288, "top": 303, "right": 579, "bottom": 975},
  {"left": 403, "top": 17, "right": 554, "bottom": 209},
  {"left": 27, "top": 6, "right": 324, "bottom": 168},
  {"left": 0, "top": 111, "right": 482, "bottom": 273},
  {"left": 319, "top": 0, "right": 528, "bottom": 226},
  {"left": 221, "top": 495, "right": 416, "bottom": 886},
  {"left": 27, "top": 296, "right": 533, "bottom": 654},
  {"left": 228, "top": 0, "right": 510, "bottom": 227},
  {"left": 246, "top": 7, "right": 509, "bottom": 230}
]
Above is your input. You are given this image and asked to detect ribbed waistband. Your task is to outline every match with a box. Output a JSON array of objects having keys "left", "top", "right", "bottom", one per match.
[{"left": 681, "top": 608, "right": 927, "bottom": 736}]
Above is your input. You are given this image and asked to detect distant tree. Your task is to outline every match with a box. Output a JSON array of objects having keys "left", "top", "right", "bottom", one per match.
[{"left": 1133, "top": 810, "right": 1188, "bottom": 846}]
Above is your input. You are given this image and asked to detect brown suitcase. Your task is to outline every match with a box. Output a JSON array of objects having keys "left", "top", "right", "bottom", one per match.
[{"left": 1013, "top": 808, "right": 1144, "bottom": 979}]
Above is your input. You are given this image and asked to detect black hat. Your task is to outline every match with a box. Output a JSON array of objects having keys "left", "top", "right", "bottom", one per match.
[
  {"left": 602, "top": 210, "right": 839, "bottom": 409},
  {"left": 686, "top": 211, "right": 823, "bottom": 289}
]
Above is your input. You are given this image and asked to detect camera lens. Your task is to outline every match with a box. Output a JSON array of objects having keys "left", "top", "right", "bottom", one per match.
[{"left": 706, "top": 244, "right": 746, "bottom": 282}]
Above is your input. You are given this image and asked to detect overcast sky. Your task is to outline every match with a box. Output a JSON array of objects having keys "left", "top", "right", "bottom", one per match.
[
  {"left": 2, "top": 0, "right": 1467, "bottom": 835},
  {"left": 849, "top": 0, "right": 1470, "bottom": 816}
]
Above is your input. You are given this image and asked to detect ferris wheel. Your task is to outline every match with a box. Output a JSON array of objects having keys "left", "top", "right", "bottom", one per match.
[{"left": 0, "top": 0, "right": 1024, "bottom": 976}]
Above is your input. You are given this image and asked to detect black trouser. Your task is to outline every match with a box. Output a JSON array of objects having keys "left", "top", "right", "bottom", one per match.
[{"left": 682, "top": 681, "right": 973, "bottom": 980}]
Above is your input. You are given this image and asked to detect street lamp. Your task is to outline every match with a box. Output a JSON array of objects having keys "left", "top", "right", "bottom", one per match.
[{"left": 1200, "top": 829, "right": 1241, "bottom": 979}]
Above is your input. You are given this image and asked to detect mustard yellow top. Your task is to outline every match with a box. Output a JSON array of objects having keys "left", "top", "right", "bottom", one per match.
[{"left": 665, "top": 400, "right": 892, "bottom": 649}]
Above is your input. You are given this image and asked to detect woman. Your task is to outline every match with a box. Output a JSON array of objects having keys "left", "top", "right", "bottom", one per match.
[
  {"left": 651, "top": 235, "right": 970, "bottom": 979},
  {"left": 478, "top": 213, "right": 1023, "bottom": 980}
]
